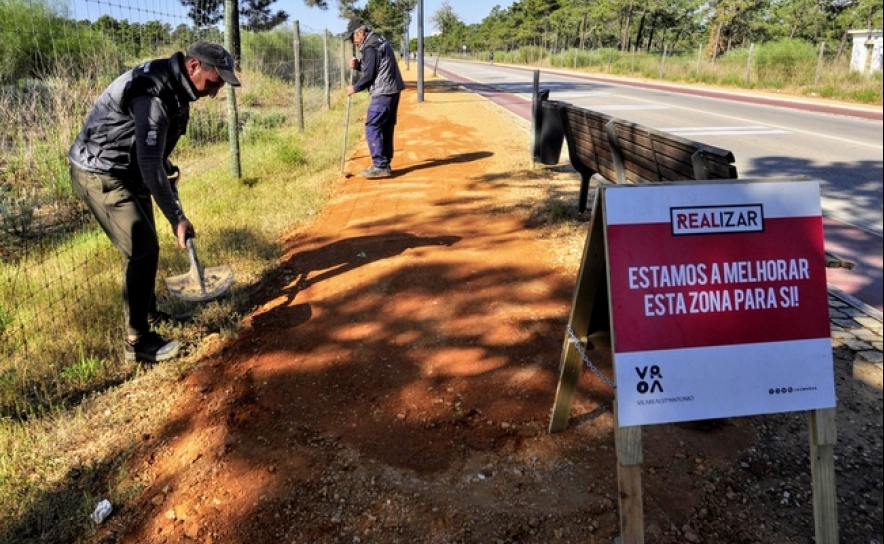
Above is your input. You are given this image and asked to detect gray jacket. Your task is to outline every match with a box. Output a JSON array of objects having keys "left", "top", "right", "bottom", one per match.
[{"left": 68, "top": 52, "right": 196, "bottom": 226}]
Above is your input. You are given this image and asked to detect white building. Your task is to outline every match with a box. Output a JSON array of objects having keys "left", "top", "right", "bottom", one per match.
[{"left": 848, "top": 29, "right": 883, "bottom": 73}]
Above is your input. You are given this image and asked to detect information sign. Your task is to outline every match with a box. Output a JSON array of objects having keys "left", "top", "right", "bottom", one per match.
[{"left": 604, "top": 180, "right": 836, "bottom": 426}]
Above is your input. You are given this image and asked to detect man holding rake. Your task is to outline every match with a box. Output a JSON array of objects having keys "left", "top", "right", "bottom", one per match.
[
  {"left": 68, "top": 42, "right": 240, "bottom": 362},
  {"left": 344, "top": 18, "right": 406, "bottom": 179}
]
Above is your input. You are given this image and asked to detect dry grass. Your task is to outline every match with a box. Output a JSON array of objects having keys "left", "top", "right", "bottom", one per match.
[{"left": 0, "top": 66, "right": 364, "bottom": 542}]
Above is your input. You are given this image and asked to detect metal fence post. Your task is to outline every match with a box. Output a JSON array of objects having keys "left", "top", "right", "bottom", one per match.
[{"left": 293, "top": 20, "right": 304, "bottom": 131}]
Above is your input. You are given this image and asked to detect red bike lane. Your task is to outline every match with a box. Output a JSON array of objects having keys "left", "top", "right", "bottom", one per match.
[{"left": 436, "top": 66, "right": 883, "bottom": 314}]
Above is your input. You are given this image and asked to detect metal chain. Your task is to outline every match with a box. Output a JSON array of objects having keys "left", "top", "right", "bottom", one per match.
[{"left": 566, "top": 325, "right": 617, "bottom": 389}]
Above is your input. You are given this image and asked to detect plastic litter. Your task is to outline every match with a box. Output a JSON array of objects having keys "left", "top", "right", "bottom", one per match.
[{"left": 91, "top": 499, "right": 113, "bottom": 524}]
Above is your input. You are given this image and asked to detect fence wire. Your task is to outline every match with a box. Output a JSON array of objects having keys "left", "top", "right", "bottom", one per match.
[{"left": 1, "top": 0, "right": 348, "bottom": 418}]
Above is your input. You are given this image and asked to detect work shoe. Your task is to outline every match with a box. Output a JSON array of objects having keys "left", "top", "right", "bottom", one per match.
[
  {"left": 125, "top": 332, "right": 181, "bottom": 362},
  {"left": 361, "top": 165, "right": 392, "bottom": 178}
]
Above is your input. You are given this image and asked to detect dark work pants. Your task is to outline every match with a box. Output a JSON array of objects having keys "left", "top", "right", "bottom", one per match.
[
  {"left": 364, "top": 92, "right": 401, "bottom": 169},
  {"left": 70, "top": 164, "right": 160, "bottom": 338}
]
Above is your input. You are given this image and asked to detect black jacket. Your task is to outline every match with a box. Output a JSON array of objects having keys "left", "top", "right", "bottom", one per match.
[{"left": 68, "top": 52, "right": 197, "bottom": 226}]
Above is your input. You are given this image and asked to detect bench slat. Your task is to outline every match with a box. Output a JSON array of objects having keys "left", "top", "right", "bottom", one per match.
[{"left": 554, "top": 102, "right": 738, "bottom": 212}]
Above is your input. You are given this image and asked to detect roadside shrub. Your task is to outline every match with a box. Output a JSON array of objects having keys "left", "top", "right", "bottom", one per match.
[
  {"left": 275, "top": 140, "right": 307, "bottom": 166},
  {"left": 717, "top": 47, "right": 751, "bottom": 72},
  {"left": 241, "top": 110, "right": 289, "bottom": 143},
  {"left": 516, "top": 45, "right": 546, "bottom": 64},
  {"left": 181, "top": 109, "right": 230, "bottom": 147},
  {"left": 242, "top": 28, "right": 331, "bottom": 83},
  {"left": 0, "top": 0, "right": 118, "bottom": 82},
  {"left": 843, "top": 86, "right": 882, "bottom": 102},
  {"left": 549, "top": 49, "right": 596, "bottom": 69},
  {"left": 754, "top": 38, "right": 817, "bottom": 84}
]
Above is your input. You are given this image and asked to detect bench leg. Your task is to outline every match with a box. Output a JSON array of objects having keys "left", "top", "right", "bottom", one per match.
[{"left": 578, "top": 174, "right": 590, "bottom": 213}]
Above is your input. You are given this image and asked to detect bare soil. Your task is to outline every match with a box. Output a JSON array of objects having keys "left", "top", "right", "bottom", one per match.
[{"left": 98, "top": 80, "right": 882, "bottom": 544}]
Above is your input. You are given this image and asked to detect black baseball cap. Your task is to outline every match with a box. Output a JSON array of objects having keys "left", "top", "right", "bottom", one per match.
[
  {"left": 343, "top": 18, "right": 365, "bottom": 40},
  {"left": 187, "top": 41, "right": 241, "bottom": 87}
]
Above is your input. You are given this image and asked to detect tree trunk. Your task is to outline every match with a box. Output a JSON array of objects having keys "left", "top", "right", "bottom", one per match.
[
  {"left": 621, "top": 1, "right": 634, "bottom": 52},
  {"left": 634, "top": 10, "right": 647, "bottom": 52},
  {"left": 721, "top": 20, "right": 733, "bottom": 54},
  {"left": 711, "top": 22, "right": 723, "bottom": 62},
  {"left": 835, "top": 28, "right": 849, "bottom": 63},
  {"left": 580, "top": 12, "right": 587, "bottom": 50},
  {"left": 646, "top": 12, "right": 658, "bottom": 52}
]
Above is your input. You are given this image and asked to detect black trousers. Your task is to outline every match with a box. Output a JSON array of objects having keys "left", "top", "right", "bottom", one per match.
[{"left": 70, "top": 164, "right": 160, "bottom": 338}]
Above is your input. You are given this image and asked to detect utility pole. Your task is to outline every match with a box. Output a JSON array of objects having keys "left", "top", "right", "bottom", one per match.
[
  {"left": 404, "top": 4, "right": 411, "bottom": 71},
  {"left": 417, "top": 0, "right": 424, "bottom": 102}
]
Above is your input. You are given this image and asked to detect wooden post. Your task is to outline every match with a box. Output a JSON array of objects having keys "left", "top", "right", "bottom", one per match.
[
  {"left": 808, "top": 408, "right": 839, "bottom": 543},
  {"left": 292, "top": 20, "right": 304, "bottom": 132},
  {"left": 615, "top": 401, "right": 644, "bottom": 544},
  {"left": 549, "top": 189, "right": 609, "bottom": 432},
  {"left": 323, "top": 29, "right": 331, "bottom": 109},
  {"left": 745, "top": 43, "right": 754, "bottom": 84},
  {"left": 659, "top": 44, "right": 667, "bottom": 79},
  {"left": 341, "top": 38, "right": 347, "bottom": 89},
  {"left": 814, "top": 42, "right": 826, "bottom": 93}
]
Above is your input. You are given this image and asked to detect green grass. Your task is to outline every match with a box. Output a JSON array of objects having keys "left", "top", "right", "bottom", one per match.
[{"left": 0, "top": 65, "right": 365, "bottom": 542}]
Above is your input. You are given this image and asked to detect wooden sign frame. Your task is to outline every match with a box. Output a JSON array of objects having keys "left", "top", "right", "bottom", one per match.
[{"left": 549, "top": 181, "right": 839, "bottom": 544}]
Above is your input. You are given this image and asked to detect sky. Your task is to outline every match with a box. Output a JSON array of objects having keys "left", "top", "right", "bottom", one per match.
[{"left": 67, "top": 0, "right": 516, "bottom": 37}]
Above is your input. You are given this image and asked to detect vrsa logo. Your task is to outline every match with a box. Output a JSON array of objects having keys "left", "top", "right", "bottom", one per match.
[{"left": 670, "top": 204, "right": 764, "bottom": 236}]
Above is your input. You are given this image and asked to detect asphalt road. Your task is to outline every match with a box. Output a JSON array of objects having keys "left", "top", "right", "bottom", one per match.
[{"left": 432, "top": 59, "right": 883, "bottom": 313}]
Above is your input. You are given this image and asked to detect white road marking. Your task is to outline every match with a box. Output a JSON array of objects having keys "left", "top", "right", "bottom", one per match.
[
  {"left": 587, "top": 104, "right": 669, "bottom": 111},
  {"left": 511, "top": 100, "right": 668, "bottom": 111},
  {"left": 662, "top": 126, "right": 790, "bottom": 136},
  {"left": 590, "top": 86, "right": 884, "bottom": 149},
  {"left": 547, "top": 92, "right": 610, "bottom": 100}
]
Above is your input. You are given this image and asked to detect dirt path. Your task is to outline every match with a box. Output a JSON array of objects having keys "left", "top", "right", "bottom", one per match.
[{"left": 106, "top": 78, "right": 883, "bottom": 544}]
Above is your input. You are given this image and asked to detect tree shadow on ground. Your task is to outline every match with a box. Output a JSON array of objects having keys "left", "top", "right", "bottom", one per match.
[
  {"left": 392, "top": 151, "right": 493, "bottom": 177},
  {"left": 250, "top": 232, "right": 461, "bottom": 332}
]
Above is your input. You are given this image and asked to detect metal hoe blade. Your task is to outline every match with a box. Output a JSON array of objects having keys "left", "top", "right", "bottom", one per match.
[{"left": 165, "top": 238, "right": 233, "bottom": 302}]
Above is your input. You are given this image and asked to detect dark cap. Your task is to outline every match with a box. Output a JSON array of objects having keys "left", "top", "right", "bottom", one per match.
[
  {"left": 187, "top": 41, "right": 241, "bottom": 87},
  {"left": 343, "top": 18, "right": 365, "bottom": 40}
]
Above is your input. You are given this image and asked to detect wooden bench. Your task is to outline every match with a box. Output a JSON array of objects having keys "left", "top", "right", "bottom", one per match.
[
  {"left": 550, "top": 101, "right": 738, "bottom": 211},
  {"left": 544, "top": 100, "right": 854, "bottom": 270}
]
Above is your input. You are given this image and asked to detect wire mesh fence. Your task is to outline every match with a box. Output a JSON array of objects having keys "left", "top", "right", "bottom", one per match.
[{"left": 1, "top": 0, "right": 349, "bottom": 418}]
